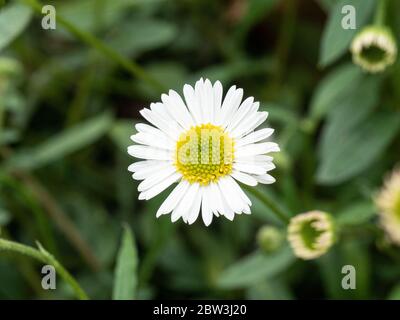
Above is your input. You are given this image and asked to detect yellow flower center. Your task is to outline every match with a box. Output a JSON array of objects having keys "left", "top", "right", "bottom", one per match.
[{"left": 175, "top": 124, "right": 234, "bottom": 186}]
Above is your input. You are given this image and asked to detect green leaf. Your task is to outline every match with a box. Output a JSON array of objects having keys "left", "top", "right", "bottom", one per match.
[
  {"left": 317, "top": 111, "right": 400, "bottom": 185},
  {"left": 336, "top": 201, "right": 376, "bottom": 226},
  {"left": 310, "top": 63, "right": 363, "bottom": 119},
  {"left": 108, "top": 19, "right": 177, "bottom": 56},
  {"left": 319, "top": 0, "right": 375, "bottom": 67},
  {"left": 388, "top": 284, "right": 400, "bottom": 300},
  {"left": 319, "top": 75, "right": 381, "bottom": 161},
  {"left": 113, "top": 225, "right": 138, "bottom": 300},
  {"left": 217, "top": 246, "right": 295, "bottom": 289},
  {"left": 0, "top": 3, "right": 32, "bottom": 51},
  {"left": 6, "top": 112, "right": 113, "bottom": 170}
]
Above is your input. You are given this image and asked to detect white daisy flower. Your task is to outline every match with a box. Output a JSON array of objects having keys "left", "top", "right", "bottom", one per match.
[
  {"left": 127, "top": 78, "right": 279, "bottom": 226},
  {"left": 287, "top": 211, "right": 335, "bottom": 260},
  {"left": 351, "top": 26, "right": 397, "bottom": 73},
  {"left": 375, "top": 167, "right": 400, "bottom": 246}
]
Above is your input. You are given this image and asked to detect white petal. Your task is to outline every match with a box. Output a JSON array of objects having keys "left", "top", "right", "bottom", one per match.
[
  {"left": 139, "top": 173, "right": 181, "bottom": 200},
  {"left": 215, "top": 85, "right": 236, "bottom": 125},
  {"left": 233, "top": 163, "right": 267, "bottom": 175},
  {"left": 201, "top": 186, "right": 213, "bottom": 226},
  {"left": 225, "top": 97, "right": 255, "bottom": 133},
  {"left": 221, "top": 87, "right": 243, "bottom": 128},
  {"left": 227, "top": 176, "right": 252, "bottom": 206},
  {"left": 156, "top": 180, "right": 190, "bottom": 217},
  {"left": 231, "top": 111, "right": 268, "bottom": 138},
  {"left": 135, "top": 123, "right": 165, "bottom": 137},
  {"left": 172, "top": 183, "right": 199, "bottom": 223},
  {"left": 161, "top": 90, "right": 194, "bottom": 130},
  {"left": 219, "top": 191, "right": 235, "bottom": 221},
  {"left": 187, "top": 186, "right": 203, "bottom": 225},
  {"left": 201, "top": 79, "right": 214, "bottom": 123},
  {"left": 128, "top": 160, "right": 161, "bottom": 172},
  {"left": 213, "top": 81, "right": 223, "bottom": 122},
  {"left": 254, "top": 174, "right": 276, "bottom": 184},
  {"left": 230, "top": 170, "right": 258, "bottom": 186},
  {"left": 194, "top": 78, "right": 205, "bottom": 123},
  {"left": 235, "top": 142, "right": 280, "bottom": 158},
  {"left": 140, "top": 108, "right": 180, "bottom": 140},
  {"left": 128, "top": 145, "right": 172, "bottom": 160},
  {"left": 183, "top": 84, "right": 202, "bottom": 124},
  {"left": 138, "top": 165, "right": 177, "bottom": 192},
  {"left": 235, "top": 154, "right": 274, "bottom": 162},
  {"left": 130, "top": 132, "right": 174, "bottom": 150},
  {"left": 132, "top": 161, "right": 172, "bottom": 180},
  {"left": 209, "top": 182, "right": 223, "bottom": 217},
  {"left": 218, "top": 177, "right": 244, "bottom": 213},
  {"left": 236, "top": 128, "right": 274, "bottom": 147}
]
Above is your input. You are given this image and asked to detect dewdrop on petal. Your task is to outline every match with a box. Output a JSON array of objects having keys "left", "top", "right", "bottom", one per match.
[
  {"left": 375, "top": 168, "right": 400, "bottom": 246},
  {"left": 287, "top": 211, "right": 335, "bottom": 260},
  {"left": 127, "top": 78, "right": 280, "bottom": 226},
  {"left": 351, "top": 26, "right": 397, "bottom": 73}
]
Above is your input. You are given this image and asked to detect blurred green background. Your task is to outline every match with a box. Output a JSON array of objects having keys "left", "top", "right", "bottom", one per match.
[{"left": 0, "top": 0, "right": 400, "bottom": 300}]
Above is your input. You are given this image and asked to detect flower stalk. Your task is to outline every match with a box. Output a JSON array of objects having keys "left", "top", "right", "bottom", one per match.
[
  {"left": 374, "top": 0, "right": 387, "bottom": 26},
  {"left": 243, "top": 185, "right": 290, "bottom": 224},
  {"left": 0, "top": 238, "right": 89, "bottom": 300}
]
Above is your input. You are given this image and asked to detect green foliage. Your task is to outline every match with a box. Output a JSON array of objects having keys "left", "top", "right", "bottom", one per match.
[
  {"left": 5, "top": 112, "right": 113, "bottom": 170},
  {"left": 113, "top": 225, "right": 138, "bottom": 300},
  {"left": 317, "top": 111, "right": 400, "bottom": 184},
  {"left": 319, "top": 0, "right": 375, "bottom": 67},
  {"left": 310, "top": 63, "right": 363, "bottom": 119},
  {"left": 218, "top": 246, "right": 295, "bottom": 289},
  {"left": 0, "top": 3, "right": 32, "bottom": 52}
]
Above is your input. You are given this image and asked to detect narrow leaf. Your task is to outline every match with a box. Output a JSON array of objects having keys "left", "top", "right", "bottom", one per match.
[
  {"left": 6, "top": 112, "right": 113, "bottom": 170},
  {"left": 319, "top": 0, "right": 375, "bottom": 67},
  {"left": 113, "top": 225, "right": 138, "bottom": 300},
  {"left": 310, "top": 63, "right": 362, "bottom": 119},
  {"left": 217, "top": 246, "right": 295, "bottom": 289},
  {"left": 317, "top": 112, "right": 400, "bottom": 185},
  {"left": 0, "top": 3, "right": 32, "bottom": 51}
]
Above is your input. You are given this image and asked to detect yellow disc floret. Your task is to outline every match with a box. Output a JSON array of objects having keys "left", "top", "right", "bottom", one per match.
[{"left": 175, "top": 124, "right": 234, "bottom": 185}]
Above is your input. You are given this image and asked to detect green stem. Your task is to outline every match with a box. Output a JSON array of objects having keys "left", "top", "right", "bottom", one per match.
[
  {"left": 20, "top": 0, "right": 166, "bottom": 93},
  {"left": 374, "top": 0, "right": 387, "bottom": 26},
  {"left": 0, "top": 238, "right": 89, "bottom": 300},
  {"left": 243, "top": 185, "right": 290, "bottom": 224}
]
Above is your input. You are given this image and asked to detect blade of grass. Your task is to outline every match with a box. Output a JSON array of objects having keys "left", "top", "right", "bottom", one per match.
[{"left": 0, "top": 238, "right": 89, "bottom": 300}]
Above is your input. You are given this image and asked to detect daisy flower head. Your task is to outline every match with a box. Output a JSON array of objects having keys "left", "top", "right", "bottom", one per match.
[
  {"left": 375, "top": 167, "right": 400, "bottom": 246},
  {"left": 128, "top": 78, "right": 279, "bottom": 226},
  {"left": 287, "top": 211, "right": 335, "bottom": 260},
  {"left": 351, "top": 25, "right": 397, "bottom": 73}
]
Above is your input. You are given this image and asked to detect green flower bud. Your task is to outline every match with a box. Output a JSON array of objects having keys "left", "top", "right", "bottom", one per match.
[{"left": 257, "top": 226, "right": 284, "bottom": 252}]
